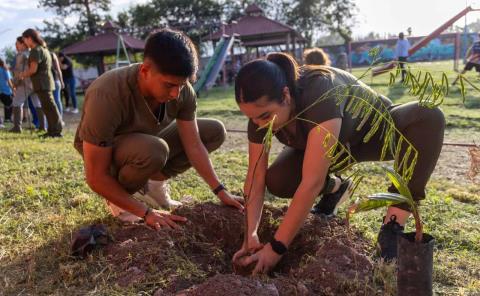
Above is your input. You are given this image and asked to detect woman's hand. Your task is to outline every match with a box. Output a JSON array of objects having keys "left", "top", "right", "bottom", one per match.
[
  {"left": 218, "top": 190, "right": 244, "bottom": 212},
  {"left": 232, "top": 233, "right": 263, "bottom": 263},
  {"left": 236, "top": 243, "right": 282, "bottom": 275},
  {"left": 144, "top": 209, "right": 187, "bottom": 230}
]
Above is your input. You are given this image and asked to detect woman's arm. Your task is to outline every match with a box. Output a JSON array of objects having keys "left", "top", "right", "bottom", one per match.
[
  {"left": 52, "top": 54, "right": 64, "bottom": 88},
  {"left": 274, "top": 118, "right": 342, "bottom": 246},
  {"left": 21, "top": 61, "right": 38, "bottom": 79}
]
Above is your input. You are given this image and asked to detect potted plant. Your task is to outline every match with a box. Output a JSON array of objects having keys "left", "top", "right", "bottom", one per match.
[{"left": 348, "top": 166, "right": 434, "bottom": 296}]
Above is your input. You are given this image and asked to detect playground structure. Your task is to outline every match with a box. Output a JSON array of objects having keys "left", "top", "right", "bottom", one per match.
[
  {"left": 62, "top": 21, "right": 144, "bottom": 76},
  {"left": 195, "top": 3, "right": 306, "bottom": 94},
  {"left": 371, "top": 6, "right": 480, "bottom": 76}
]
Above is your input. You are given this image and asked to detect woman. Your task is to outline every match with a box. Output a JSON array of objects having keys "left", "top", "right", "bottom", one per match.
[
  {"left": 11, "top": 36, "right": 42, "bottom": 133},
  {"left": 303, "top": 47, "right": 331, "bottom": 66},
  {"left": 20, "top": 28, "right": 62, "bottom": 138},
  {"left": 233, "top": 52, "right": 445, "bottom": 274},
  {"left": 0, "top": 58, "right": 15, "bottom": 128}
]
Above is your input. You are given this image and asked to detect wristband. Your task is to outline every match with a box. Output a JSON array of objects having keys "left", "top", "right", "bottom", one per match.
[
  {"left": 212, "top": 183, "right": 226, "bottom": 196},
  {"left": 270, "top": 238, "right": 288, "bottom": 255}
]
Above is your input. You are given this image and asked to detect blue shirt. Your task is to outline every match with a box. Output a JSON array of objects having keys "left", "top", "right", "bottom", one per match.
[
  {"left": 0, "top": 68, "right": 13, "bottom": 95},
  {"left": 395, "top": 39, "right": 411, "bottom": 58}
]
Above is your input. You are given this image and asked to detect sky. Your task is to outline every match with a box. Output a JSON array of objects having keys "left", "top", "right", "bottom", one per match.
[{"left": 1, "top": 0, "right": 480, "bottom": 55}]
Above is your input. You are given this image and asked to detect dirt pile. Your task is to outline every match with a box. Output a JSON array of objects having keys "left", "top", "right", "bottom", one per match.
[{"left": 103, "top": 202, "right": 377, "bottom": 295}]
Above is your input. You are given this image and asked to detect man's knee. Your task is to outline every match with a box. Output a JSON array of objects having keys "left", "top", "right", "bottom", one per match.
[
  {"left": 114, "top": 134, "right": 170, "bottom": 171},
  {"left": 199, "top": 118, "right": 227, "bottom": 152}
]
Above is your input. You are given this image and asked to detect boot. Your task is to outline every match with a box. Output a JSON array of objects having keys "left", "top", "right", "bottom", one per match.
[
  {"left": 36, "top": 107, "right": 46, "bottom": 132},
  {"left": 134, "top": 180, "right": 182, "bottom": 210},
  {"left": 9, "top": 107, "right": 22, "bottom": 133},
  {"left": 377, "top": 215, "right": 405, "bottom": 261}
]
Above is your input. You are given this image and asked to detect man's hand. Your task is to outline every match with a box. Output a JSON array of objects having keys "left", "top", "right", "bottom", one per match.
[
  {"left": 144, "top": 209, "right": 187, "bottom": 230},
  {"left": 236, "top": 243, "right": 282, "bottom": 275},
  {"left": 217, "top": 190, "right": 244, "bottom": 212}
]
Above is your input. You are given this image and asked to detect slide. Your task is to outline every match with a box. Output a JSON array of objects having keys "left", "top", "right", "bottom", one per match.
[
  {"left": 194, "top": 36, "right": 235, "bottom": 93},
  {"left": 372, "top": 6, "right": 478, "bottom": 76}
]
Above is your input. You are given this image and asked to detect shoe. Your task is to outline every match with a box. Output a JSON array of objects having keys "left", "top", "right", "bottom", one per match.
[
  {"left": 39, "top": 132, "right": 63, "bottom": 138},
  {"left": 71, "top": 108, "right": 79, "bottom": 114},
  {"left": 311, "top": 178, "right": 353, "bottom": 216},
  {"left": 377, "top": 215, "right": 404, "bottom": 261},
  {"left": 0, "top": 123, "right": 5, "bottom": 129},
  {"left": 64, "top": 107, "right": 71, "bottom": 112},
  {"left": 134, "top": 180, "right": 182, "bottom": 210},
  {"left": 9, "top": 126, "right": 22, "bottom": 133}
]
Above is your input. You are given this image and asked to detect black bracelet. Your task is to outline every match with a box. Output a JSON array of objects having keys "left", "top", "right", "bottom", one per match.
[
  {"left": 270, "top": 238, "right": 288, "bottom": 255},
  {"left": 212, "top": 183, "right": 226, "bottom": 196}
]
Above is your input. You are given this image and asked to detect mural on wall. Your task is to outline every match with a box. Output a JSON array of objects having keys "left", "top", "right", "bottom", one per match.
[{"left": 318, "top": 32, "right": 478, "bottom": 68}]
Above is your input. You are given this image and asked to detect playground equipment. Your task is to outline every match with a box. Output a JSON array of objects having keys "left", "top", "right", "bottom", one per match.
[
  {"left": 194, "top": 35, "right": 238, "bottom": 93},
  {"left": 372, "top": 6, "right": 480, "bottom": 76}
]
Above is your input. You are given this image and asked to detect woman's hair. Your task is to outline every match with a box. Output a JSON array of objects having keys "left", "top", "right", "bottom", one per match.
[
  {"left": 0, "top": 58, "right": 5, "bottom": 69},
  {"left": 235, "top": 52, "right": 299, "bottom": 104},
  {"left": 16, "top": 36, "right": 25, "bottom": 45},
  {"left": 303, "top": 47, "right": 331, "bottom": 66},
  {"left": 22, "top": 28, "right": 46, "bottom": 47}
]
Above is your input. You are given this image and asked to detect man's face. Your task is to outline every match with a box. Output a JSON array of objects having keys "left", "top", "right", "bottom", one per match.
[{"left": 140, "top": 62, "right": 188, "bottom": 103}]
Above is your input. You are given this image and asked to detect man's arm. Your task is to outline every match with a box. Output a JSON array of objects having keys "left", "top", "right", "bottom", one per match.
[
  {"left": 176, "top": 118, "right": 243, "bottom": 210},
  {"left": 83, "top": 141, "right": 187, "bottom": 228}
]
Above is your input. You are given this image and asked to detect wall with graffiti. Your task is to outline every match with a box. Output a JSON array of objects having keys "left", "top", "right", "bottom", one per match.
[{"left": 318, "top": 32, "right": 478, "bottom": 68}]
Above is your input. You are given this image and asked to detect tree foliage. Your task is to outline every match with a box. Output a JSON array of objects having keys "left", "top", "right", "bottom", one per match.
[
  {"left": 284, "top": 0, "right": 357, "bottom": 46},
  {"left": 38, "top": 0, "right": 111, "bottom": 49}
]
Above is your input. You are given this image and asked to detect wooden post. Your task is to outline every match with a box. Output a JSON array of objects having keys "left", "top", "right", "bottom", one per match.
[{"left": 454, "top": 32, "right": 461, "bottom": 72}]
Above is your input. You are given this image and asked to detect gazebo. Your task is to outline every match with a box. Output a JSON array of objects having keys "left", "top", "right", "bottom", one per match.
[
  {"left": 62, "top": 21, "right": 145, "bottom": 74},
  {"left": 207, "top": 4, "right": 306, "bottom": 60}
]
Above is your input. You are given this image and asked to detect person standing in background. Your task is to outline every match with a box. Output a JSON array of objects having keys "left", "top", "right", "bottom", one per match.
[
  {"left": 58, "top": 52, "right": 78, "bottom": 114},
  {"left": 51, "top": 51, "right": 65, "bottom": 124},
  {"left": 395, "top": 32, "right": 411, "bottom": 82},
  {"left": 11, "top": 36, "right": 42, "bottom": 133},
  {"left": 0, "top": 58, "right": 15, "bottom": 129},
  {"left": 20, "top": 28, "right": 62, "bottom": 138}
]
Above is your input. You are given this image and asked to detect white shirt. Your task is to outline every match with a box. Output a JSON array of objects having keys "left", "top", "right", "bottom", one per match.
[{"left": 395, "top": 39, "right": 411, "bottom": 58}]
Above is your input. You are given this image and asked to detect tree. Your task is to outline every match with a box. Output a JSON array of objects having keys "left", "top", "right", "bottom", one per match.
[
  {"left": 39, "top": 0, "right": 111, "bottom": 49},
  {"left": 285, "top": 0, "right": 357, "bottom": 46}
]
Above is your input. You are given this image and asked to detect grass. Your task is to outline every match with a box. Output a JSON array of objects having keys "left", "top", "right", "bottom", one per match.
[{"left": 0, "top": 61, "right": 479, "bottom": 295}]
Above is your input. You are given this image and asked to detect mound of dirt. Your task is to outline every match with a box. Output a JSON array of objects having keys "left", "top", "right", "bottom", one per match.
[{"left": 102, "top": 202, "right": 376, "bottom": 295}]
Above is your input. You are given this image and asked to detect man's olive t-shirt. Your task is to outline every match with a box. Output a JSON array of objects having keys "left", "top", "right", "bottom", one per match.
[
  {"left": 28, "top": 45, "right": 55, "bottom": 91},
  {"left": 247, "top": 67, "right": 393, "bottom": 150},
  {"left": 74, "top": 63, "right": 197, "bottom": 154}
]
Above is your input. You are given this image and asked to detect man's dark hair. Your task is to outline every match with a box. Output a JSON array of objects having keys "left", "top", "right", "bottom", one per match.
[{"left": 144, "top": 29, "right": 199, "bottom": 81}]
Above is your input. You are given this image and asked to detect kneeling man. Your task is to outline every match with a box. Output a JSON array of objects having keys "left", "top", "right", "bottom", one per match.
[{"left": 74, "top": 29, "right": 243, "bottom": 230}]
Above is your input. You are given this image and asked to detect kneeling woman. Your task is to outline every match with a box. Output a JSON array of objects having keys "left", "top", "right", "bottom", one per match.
[{"left": 233, "top": 53, "right": 445, "bottom": 273}]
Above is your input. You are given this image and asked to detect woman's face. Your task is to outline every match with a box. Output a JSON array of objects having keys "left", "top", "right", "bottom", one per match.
[
  {"left": 238, "top": 93, "right": 293, "bottom": 131},
  {"left": 15, "top": 41, "right": 26, "bottom": 52},
  {"left": 23, "top": 37, "right": 34, "bottom": 48}
]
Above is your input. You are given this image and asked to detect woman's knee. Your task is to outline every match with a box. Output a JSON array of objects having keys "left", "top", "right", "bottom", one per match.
[{"left": 265, "top": 168, "right": 295, "bottom": 198}]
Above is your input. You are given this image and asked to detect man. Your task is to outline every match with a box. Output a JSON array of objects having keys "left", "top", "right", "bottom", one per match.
[
  {"left": 74, "top": 29, "right": 243, "bottom": 230},
  {"left": 395, "top": 32, "right": 411, "bottom": 82},
  {"left": 453, "top": 33, "right": 480, "bottom": 85}
]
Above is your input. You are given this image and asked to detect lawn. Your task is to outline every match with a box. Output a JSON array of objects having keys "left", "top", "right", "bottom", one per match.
[{"left": 0, "top": 61, "right": 479, "bottom": 295}]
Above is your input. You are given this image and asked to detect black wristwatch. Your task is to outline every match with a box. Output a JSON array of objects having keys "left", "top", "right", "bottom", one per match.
[
  {"left": 212, "top": 183, "right": 226, "bottom": 196},
  {"left": 270, "top": 238, "right": 288, "bottom": 255}
]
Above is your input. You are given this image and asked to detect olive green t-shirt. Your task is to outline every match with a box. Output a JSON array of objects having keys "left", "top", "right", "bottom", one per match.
[
  {"left": 28, "top": 45, "right": 55, "bottom": 91},
  {"left": 74, "top": 63, "right": 197, "bottom": 154},
  {"left": 247, "top": 67, "right": 393, "bottom": 150}
]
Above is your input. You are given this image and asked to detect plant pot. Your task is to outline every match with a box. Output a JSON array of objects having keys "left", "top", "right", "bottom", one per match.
[{"left": 397, "top": 232, "right": 435, "bottom": 296}]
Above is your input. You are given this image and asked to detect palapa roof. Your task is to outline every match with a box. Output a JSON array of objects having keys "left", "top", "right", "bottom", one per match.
[
  {"left": 208, "top": 4, "right": 305, "bottom": 46},
  {"left": 63, "top": 21, "right": 145, "bottom": 56}
]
